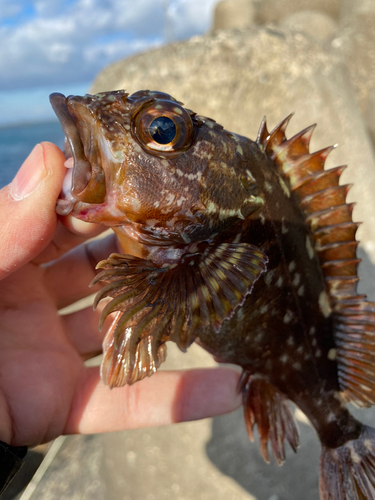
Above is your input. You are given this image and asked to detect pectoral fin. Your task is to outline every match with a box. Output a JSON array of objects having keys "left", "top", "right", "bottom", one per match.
[{"left": 92, "top": 242, "right": 268, "bottom": 388}]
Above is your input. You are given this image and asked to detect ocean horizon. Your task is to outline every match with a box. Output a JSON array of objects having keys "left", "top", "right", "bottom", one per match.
[{"left": 0, "top": 121, "right": 64, "bottom": 188}]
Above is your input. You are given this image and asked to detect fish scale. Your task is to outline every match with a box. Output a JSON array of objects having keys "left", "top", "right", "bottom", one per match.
[{"left": 50, "top": 89, "right": 375, "bottom": 500}]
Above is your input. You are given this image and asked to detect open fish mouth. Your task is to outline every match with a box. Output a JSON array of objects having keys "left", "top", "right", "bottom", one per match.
[{"left": 50, "top": 92, "right": 96, "bottom": 215}]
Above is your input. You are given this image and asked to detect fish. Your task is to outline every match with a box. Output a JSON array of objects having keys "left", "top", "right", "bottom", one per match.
[{"left": 50, "top": 89, "right": 375, "bottom": 499}]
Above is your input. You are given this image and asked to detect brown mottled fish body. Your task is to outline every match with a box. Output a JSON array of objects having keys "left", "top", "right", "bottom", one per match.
[{"left": 50, "top": 89, "right": 375, "bottom": 499}]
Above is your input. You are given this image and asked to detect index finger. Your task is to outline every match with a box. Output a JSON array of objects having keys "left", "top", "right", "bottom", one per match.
[{"left": 64, "top": 367, "right": 242, "bottom": 435}]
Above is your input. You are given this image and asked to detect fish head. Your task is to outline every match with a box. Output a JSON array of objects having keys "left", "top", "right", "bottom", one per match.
[{"left": 51, "top": 89, "right": 264, "bottom": 249}]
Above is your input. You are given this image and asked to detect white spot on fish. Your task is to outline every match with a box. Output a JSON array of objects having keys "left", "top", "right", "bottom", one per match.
[
  {"left": 113, "top": 151, "right": 125, "bottom": 160},
  {"left": 315, "top": 349, "right": 322, "bottom": 357},
  {"left": 206, "top": 201, "right": 218, "bottom": 213},
  {"left": 176, "top": 169, "right": 184, "bottom": 177},
  {"left": 165, "top": 193, "right": 175, "bottom": 206},
  {"left": 264, "top": 269, "right": 276, "bottom": 287},
  {"left": 283, "top": 310, "right": 294, "bottom": 324},
  {"left": 278, "top": 176, "right": 291, "bottom": 197},
  {"left": 288, "top": 261, "right": 296, "bottom": 272},
  {"left": 161, "top": 160, "right": 169, "bottom": 168},
  {"left": 254, "top": 332, "right": 264, "bottom": 343},
  {"left": 237, "top": 144, "right": 243, "bottom": 155},
  {"left": 237, "top": 308, "right": 245, "bottom": 322},
  {"left": 246, "top": 169, "right": 256, "bottom": 183},
  {"left": 292, "top": 273, "right": 301, "bottom": 287},
  {"left": 297, "top": 346, "right": 304, "bottom": 355},
  {"left": 293, "top": 361, "right": 302, "bottom": 370},
  {"left": 326, "top": 412, "right": 336, "bottom": 423},
  {"left": 176, "top": 196, "right": 186, "bottom": 207},
  {"left": 297, "top": 285, "right": 305, "bottom": 296},
  {"left": 319, "top": 291, "right": 331, "bottom": 318},
  {"left": 309, "top": 327, "right": 316, "bottom": 335},
  {"left": 130, "top": 198, "right": 141, "bottom": 211},
  {"left": 260, "top": 305, "right": 269, "bottom": 314},
  {"left": 264, "top": 181, "right": 273, "bottom": 192},
  {"left": 287, "top": 336, "right": 294, "bottom": 346},
  {"left": 306, "top": 236, "right": 315, "bottom": 259},
  {"left": 349, "top": 446, "right": 361, "bottom": 464},
  {"left": 364, "top": 439, "right": 373, "bottom": 451},
  {"left": 276, "top": 276, "right": 284, "bottom": 287},
  {"left": 174, "top": 107, "right": 183, "bottom": 115},
  {"left": 280, "top": 354, "right": 289, "bottom": 363},
  {"left": 328, "top": 348, "right": 337, "bottom": 361}
]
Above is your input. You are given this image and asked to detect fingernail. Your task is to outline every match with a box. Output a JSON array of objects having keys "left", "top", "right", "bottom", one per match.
[{"left": 10, "top": 144, "right": 47, "bottom": 200}]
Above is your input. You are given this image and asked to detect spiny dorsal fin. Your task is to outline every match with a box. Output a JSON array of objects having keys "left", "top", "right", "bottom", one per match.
[{"left": 257, "top": 115, "right": 375, "bottom": 407}]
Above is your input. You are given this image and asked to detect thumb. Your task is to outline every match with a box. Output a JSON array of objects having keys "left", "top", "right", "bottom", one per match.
[{"left": 0, "top": 142, "right": 66, "bottom": 280}]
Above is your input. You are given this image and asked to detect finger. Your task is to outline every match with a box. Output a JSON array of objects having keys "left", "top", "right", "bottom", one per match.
[
  {"left": 0, "top": 142, "right": 66, "bottom": 280},
  {"left": 64, "top": 367, "right": 242, "bottom": 435},
  {"left": 44, "top": 232, "right": 119, "bottom": 309}
]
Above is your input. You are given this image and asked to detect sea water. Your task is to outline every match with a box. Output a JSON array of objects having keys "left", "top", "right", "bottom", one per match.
[{"left": 0, "top": 121, "right": 64, "bottom": 188}]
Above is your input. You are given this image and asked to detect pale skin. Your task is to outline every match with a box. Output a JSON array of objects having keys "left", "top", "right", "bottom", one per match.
[{"left": 0, "top": 142, "right": 241, "bottom": 448}]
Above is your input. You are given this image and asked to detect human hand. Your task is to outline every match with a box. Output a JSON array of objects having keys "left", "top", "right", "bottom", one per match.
[{"left": 0, "top": 143, "right": 241, "bottom": 448}]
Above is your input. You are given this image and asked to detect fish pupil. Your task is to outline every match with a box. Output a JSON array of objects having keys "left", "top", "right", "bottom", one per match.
[{"left": 149, "top": 116, "right": 176, "bottom": 144}]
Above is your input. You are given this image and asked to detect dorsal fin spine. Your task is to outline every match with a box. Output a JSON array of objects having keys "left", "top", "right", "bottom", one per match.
[{"left": 258, "top": 115, "right": 375, "bottom": 406}]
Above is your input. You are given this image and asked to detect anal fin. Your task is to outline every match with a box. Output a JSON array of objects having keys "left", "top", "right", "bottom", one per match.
[{"left": 241, "top": 373, "right": 299, "bottom": 465}]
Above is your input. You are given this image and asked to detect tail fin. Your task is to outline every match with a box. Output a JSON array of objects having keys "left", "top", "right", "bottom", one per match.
[{"left": 319, "top": 425, "right": 375, "bottom": 499}]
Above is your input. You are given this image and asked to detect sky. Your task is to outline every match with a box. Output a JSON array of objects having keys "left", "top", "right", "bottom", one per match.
[{"left": 0, "top": 0, "right": 220, "bottom": 126}]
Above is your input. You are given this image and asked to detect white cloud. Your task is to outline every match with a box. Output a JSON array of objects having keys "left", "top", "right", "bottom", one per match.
[{"left": 0, "top": 0, "right": 221, "bottom": 93}]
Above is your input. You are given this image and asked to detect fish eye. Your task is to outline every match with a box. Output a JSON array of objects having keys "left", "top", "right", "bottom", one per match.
[
  {"left": 149, "top": 116, "right": 176, "bottom": 145},
  {"left": 132, "top": 100, "right": 194, "bottom": 154}
]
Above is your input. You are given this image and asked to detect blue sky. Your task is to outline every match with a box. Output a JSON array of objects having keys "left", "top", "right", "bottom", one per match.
[{"left": 0, "top": 0, "right": 220, "bottom": 126}]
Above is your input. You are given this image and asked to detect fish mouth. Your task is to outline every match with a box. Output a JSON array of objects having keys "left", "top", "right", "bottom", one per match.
[{"left": 50, "top": 92, "right": 99, "bottom": 215}]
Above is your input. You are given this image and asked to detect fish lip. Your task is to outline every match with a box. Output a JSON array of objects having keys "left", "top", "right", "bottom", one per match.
[{"left": 50, "top": 92, "right": 92, "bottom": 210}]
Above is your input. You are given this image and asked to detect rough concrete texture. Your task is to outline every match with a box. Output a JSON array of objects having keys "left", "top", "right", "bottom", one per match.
[
  {"left": 28, "top": 9, "right": 375, "bottom": 500},
  {"left": 253, "top": 0, "right": 340, "bottom": 25},
  {"left": 365, "top": 88, "right": 375, "bottom": 146},
  {"left": 212, "top": 0, "right": 255, "bottom": 31},
  {"left": 278, "top": 10, "right": 338, "bottom": 45},
  {"left": 329, "top": 0, "right": 375, "bottom": 116}
]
